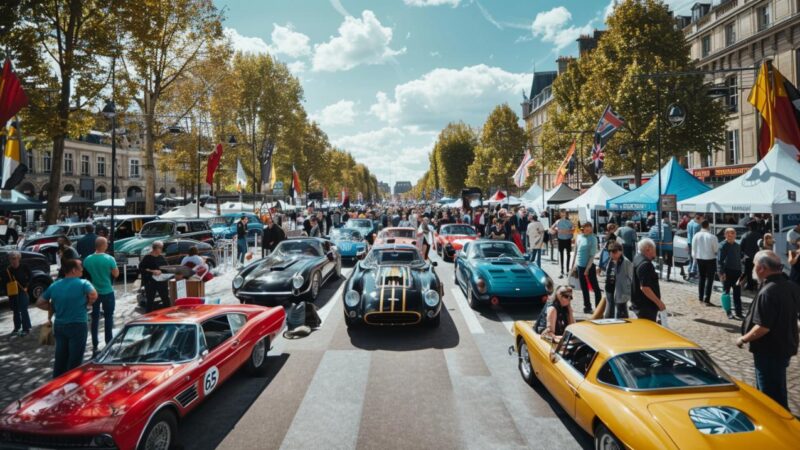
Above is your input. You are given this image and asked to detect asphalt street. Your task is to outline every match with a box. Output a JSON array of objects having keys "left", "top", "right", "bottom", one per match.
[{"left": 177, "top": 250, "right": 592, "bottom": 450}]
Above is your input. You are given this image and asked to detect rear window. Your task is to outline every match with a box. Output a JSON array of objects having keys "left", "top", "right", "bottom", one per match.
[{"left": 598, "top": 349, "right": 732, "bottom": 390}]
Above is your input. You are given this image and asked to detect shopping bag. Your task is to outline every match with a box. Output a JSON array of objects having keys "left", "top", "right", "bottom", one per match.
[
  {"left": 720, "top": 293, "right": 732, "bottom": 313},
  {"left": 568, "top": 274, "right": 581, "bottom": 290},
  {"left": 658, "top": 310, "right": 670, "bottom": 328},
  {"left": 39, "top": 323, "right": 54, "bottom": 346}
]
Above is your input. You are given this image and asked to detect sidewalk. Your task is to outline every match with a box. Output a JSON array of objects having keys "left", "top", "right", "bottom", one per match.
[{"left": 539, "top": 249, "right": 800, "bottom": 414}]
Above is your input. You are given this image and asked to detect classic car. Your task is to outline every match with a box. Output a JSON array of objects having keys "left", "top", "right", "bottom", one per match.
[
  {"left": 114, "top": 219, "right": 215, "bottom": 279},
  {"left": 343, "top": 243, "right": 443, "bottom": 327},
  {"left": 0, "top": 249, "right": 53, "bottom": 300},
  {"left": 454, "top": 239, "right": 553, "bottom": 309},
  {"left": 18, "top": 222, "right": 94, "bottom": 264},
  {"left": 92, "top": 215, "right": 159, "bottom": 241},
  {"left": 435, "top": 223, "right": 478, "bottom": 261},
  {"left": 210, "top": 212, "right": 263, "bottom": 243},
  {"left": 0, "top": 303, "right": 285, "bottom": 450},
  {"left": 233, "top": 237, "right": 341, "bottom": 305},
  {"left": 511, "top": 318, "right": 800, "bottom": 449},
  {"left": 329, "top": 227, "right": 368, "bottom": 264},
  {"left": 343, "top": 218, "right": 380, "bottom": 245},
  {"left": 374, "top": 227, "right": 423, "bottom": 254}
]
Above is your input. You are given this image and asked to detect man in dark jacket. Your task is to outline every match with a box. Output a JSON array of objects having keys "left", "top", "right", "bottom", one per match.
[
  {"left": 740, "top": 220, "right": 763, "bottom": 291},
  {"left": 76, "top": 224, "right": 97, "bottom": 260},
  {"left": 738, "top": 250, "right": 800, "bottom": 410},
  {"left": 262, "top": 216, "right": 286, "bottom": 257},
  {"left": 718, "top": 228, "right": 744, "bottom": 319}
]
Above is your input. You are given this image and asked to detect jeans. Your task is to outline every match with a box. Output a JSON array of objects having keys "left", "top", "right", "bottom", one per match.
[
  {"left": 721, "top": 269, "right": 743, "bottom": 316},
  {"left": 91, "top": 292, "right": 115, "bottom": 349},
  {"left": 237, "top": 237, "right": 248, "bottom": 263},
  {"left": 9, "top": 291, "right": 32, "bottom": 332},
  {"left": 697, "top": 259, "right": 716, "bottom": 302},
  {"left": 743, "top": 258, "right": 756, "bottom": 290},
  {"left": 577, "top": 265, "right": 601, "bottom": 309},
  {"left": 753, "top": 352, "right": 791, "bottom": 410},
  {"left": 603, "top": 291, "right": 628, "bottom": 319},
  {"left": 53, "top": 322, "right": 88, "bottom": 378},
  {"left": 623, "top": 245, "right": 635, "bottom": 262},
  {"left": 557, "top": 239, "right": 572, "bottom": 274},
  {"left": 529, "top": 249, "right": 542, "bottom": 267}
]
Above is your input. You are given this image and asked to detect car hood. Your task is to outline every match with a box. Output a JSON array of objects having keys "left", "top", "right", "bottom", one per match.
[
  {"left": 646, "top": 387, "right": 799, "bottom": 449},
  {"left": 241, "top": 254, "right": 310, "bottom": 289},
  {"left": 114, "top": 236, "right": 165, "bottom": 254},
  {"left": 357, "top": 265, "right": 427, "bottom": 311},
  {"left": 0, "top": 364, "right": 180, "bottom": 431}
]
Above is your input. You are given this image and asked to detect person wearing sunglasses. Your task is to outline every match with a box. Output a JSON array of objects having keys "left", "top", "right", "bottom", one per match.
[{"left": 534, "top": 286, "right": 576, "bottom": 343}]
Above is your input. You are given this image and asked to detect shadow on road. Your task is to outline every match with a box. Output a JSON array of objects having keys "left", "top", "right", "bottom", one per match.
[
  {"left": 526, "top": 379, "right": 594, "bottom": 449},
  {"left": 345, "top": 307, "right": 460, "bottom": 351},
  {"left": 694, "top": 318, "right": 742, "bottom": 334},
  {"left": 311, "top": 275, "right": 347, "bottom": 313},
  {"left": 177, "top": 353, "right": 290, "bottom": 450}
]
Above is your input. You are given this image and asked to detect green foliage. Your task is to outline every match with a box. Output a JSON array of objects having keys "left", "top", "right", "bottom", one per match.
[
  {"left": 465, "top": 104, "right": 525, "bottom": 191},
  {"left": 434, "top": 122, "right": 477, "bottom": 196}
]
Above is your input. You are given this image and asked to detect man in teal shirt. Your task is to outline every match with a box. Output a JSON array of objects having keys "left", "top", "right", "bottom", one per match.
[
  {"left": 572, "top": 222, "right": 600, "bottom": 314},
  {"left": 83, "top": 237, "right": 119, "bottom": 355},
  {"left": 37, "top": 259, "right": 97, "bottom": 378}
]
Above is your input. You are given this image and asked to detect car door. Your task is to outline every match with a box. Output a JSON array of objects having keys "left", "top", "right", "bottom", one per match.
[
  {"left": 163, "top": 241, "right": 182, "bottom": 265},
  {"left": 318, "top": 241, "right": 334, "bottom": 278},
  {"left": 198, "top": 315, "right": 240, "bottom": 398},
  {"left": 227, "top": 313, "right": 250, "bottom": 367},
  {"left": 538, "top": 332, "right": 596, "bottom": 419}
]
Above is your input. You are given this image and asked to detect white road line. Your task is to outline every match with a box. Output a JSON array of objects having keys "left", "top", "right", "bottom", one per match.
[
  {"left": 450, "top": 287, "right": 485, "bottom": 334},
  {"left": 494, "top": 309, "right": 515, "bottom": 335},
  {"left": 317, "top": 268, "right": 352, "bottom": 325}
]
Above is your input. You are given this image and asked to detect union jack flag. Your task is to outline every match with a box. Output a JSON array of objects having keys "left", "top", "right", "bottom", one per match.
[
  {"left": 593, "top": 105, "right": 625, "bottom": 172},
  {"left": 512, "top": 150, "right": 534, "bottom": 187}
]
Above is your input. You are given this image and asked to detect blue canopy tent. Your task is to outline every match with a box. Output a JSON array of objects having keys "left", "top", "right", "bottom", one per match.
[{"left": 606, "top": 157, "right": 711, "bottom": 211}]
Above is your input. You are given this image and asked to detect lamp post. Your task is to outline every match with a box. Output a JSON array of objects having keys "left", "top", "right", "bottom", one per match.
[{"left": 102, "top": 98, "right": 116, "bottom": 254}]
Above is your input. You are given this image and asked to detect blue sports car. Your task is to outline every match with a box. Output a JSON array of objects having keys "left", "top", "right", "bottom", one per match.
[
  {"left": 329, "top": 227, "right": 368, "bottom": 264},
  {"left": 454, "top": 240, "right": 554, "bottom": 309},
  {"left": 343, "top": 218, "right": 380, "bottom": 244}
]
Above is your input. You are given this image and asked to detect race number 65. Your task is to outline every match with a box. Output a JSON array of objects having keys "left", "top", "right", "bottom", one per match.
[{"left": 203, "top": 366, "right": 219, "bottom": 395}]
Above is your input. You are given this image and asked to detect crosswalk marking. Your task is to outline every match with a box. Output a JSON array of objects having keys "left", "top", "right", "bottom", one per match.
[{"left": 450, "top": 287, "right": 484, "bottom": 334}]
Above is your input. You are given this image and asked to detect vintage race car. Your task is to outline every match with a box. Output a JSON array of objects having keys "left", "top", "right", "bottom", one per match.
[
  {"left": 343, "top": 244, "right": 443, "bottom": 327},
  {"left": 374, "top": 227, "right": 423, "bottom": 254},
  {"left": 329, "top": 227, "right": 368, "bottom": 263},
  {"left": 0, "top": 303, "right": 285, "bottom": 450},
  {"left": 435, "top": 223, "right": 478, "bottom": 261},
  {"left": 455, "top": 239, "right": 553, "bottom": 309},
  {"left": 511, "top": 318, "right": 800, "bottom": 449},
  {"left": 233, "top": 237, "right": 341, "bottom": 305},
  {"left": 342, "top": 218, "right": 380, "bottom": 245}
]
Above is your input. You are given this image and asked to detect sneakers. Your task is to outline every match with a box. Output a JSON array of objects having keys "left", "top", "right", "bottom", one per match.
[
  {"left": 8, "top": 329, "right": 20, "bottom": 336},
  {"left": 558, "top": 273, "right": 564, "bottom": 279}
]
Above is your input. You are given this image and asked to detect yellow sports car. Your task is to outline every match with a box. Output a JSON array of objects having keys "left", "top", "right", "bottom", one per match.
[{"left": 510, "top": 318, "right": 800, "bottom": 449}]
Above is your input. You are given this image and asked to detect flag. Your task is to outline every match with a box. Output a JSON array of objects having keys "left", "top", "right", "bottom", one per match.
[
  {"left": 291, "top": 165, "right": 302, "bottom": 198},
  {"left": 206, "top": 143, "right": 223, "bottom": 185},
  {"left": 260, "top": 140, "right": 276, "bottom": 190},
  {"left": 236, "top": 159, "right": 247, "bottom": 192},
  {"left": 512, "top": 150, "right": 534, "bottom": 187},
  {"left": 342, "top": 187, "right": 350, "bottom": 208},
  {"left": 0, "top": 60, "right": 28, "bottom": 126},
  {"left": 593, "top": 105, "right": 624, "bottom": 172},
  {"left": 1, "top": 121, "right": 27, "bottom": 190},
  {"left": 268, "top": 163, "right": 277, "bottom": 189},
  {"left": 748, "top": 62, "right": 800, "bottom": 158},
  {"left": 554, "top": 140, "right": 577, "bottom": 185}
]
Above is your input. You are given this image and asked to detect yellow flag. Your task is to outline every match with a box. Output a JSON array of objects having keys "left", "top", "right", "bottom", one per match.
[{"left": 269, "top": 163, "right": 276, "bottom": 188}]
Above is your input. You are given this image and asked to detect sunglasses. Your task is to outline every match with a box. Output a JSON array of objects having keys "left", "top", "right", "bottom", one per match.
[{"left": 559, "top": 292, "right": 573, "bottom": 299}]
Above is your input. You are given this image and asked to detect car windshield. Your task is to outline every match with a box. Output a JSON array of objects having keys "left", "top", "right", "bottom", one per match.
[
  {"left": 348, "top": 219, "right": 372, "bottom": 229},
  {"left": 97, "top": 324, "right": 197, "bottom": 364},
  {"left": 141, "top": 222, "right": 174, "bottom": 237},
  {"left": 441, "top": 225, "right": 476, "bottom": 236},
  {"left": 365, "top": 248, "right": 424, "bottom": 266},
  {"left": 381, "top": 229, "right": 415, "bottom": 239},
  {"left": 331, "top": 228, "right": 363, "bottom": 241},
  {"left": 475, "top": 242, "right": 523, "bottom": 258},
  {"left": 599, "top": 349, "right": 732, "bottom": 390},
  {"left": 275, "top": 240, "right": 322, "bottom": 257},
  {"left": 43, "top": 225, "right": 69, "bottom": 236}
]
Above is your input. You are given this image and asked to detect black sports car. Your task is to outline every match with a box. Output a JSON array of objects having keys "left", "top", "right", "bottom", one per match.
[
  {"left": 343, "top": 244, "right": 443, "bottom": 328},
  {"left": 232, "top": 237, "right": 341, "bottom": 305}
]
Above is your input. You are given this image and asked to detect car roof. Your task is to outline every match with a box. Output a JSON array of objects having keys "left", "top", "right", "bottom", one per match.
[
  {"left": 51, "top": 222, "right": 92, "bottom": 227},
  {"left": 95, "top": 215, "right": 158, "bottom": 220},
  {"left": 371, "top": 243, "right": 418, "bottom": 251},
  {"left": 567, "top": 319, "right": 700, "bottom": 356},
  {"left": 381, "top": 227, "right": 416, "bottom": 231},
  {"left": 130, "top": 304, "right": 266, "bottom": 324}
]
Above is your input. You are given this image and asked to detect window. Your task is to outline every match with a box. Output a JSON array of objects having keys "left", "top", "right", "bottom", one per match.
[
  {"left": 725, "top": 22, "right": 736, "bottom": 46},
  {"left": 129, "top": 159, "right": 140, "bottom": 178},
  {"left": 757, "top": 4, "right": 770, "bottom": 32},
  {"left": 201, "top": 316, "right": 233, "bottom": 351},
  {"left": 555, "top": 333, "right": 597, "bottom": 377},
  {"left": 701, "top": 35, "right": 711, "bottom": 57},
  {"left": 64, "top": 153, "right": 73, "bottom": 174},
  {"left": 726, "top": 75, "right": 738, "bottom": 112},
  {"left": 727, "top": 130, "right": 740, "bottom": 165},
  {"left": 228, "top": 314, "right": 246, "bottom": 335},
  {"left": 97, "top": 156, "right": 106, "bottom": 176},
  {"left": 80, "top": 154, "right": 90, "bottom": 176},
  {"left": 596, "top": 349, "right": 731, "bottom": 390},
  {"left": 26, "top": 151, "right": 34, "bottom": 173}
]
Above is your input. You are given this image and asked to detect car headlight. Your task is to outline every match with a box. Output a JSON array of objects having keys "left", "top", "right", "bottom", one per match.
[
  {"left": 344, "top": 290, "right": 361, "bottom": 307},
  {"left": 543, "top": 276, "right": 554, "bottom": 294},
  {"left": 292, "top": 274, "right": 304, "bottom": 289},
  {"left": 233, "top": 275, "right": 244, "bottom": 289},
  {"left": 92, "top": 434, "right": 115, "bottom": 447},
  {"left": 423, "top": 289, "right": 440, "bottom": 307},
  {"left": 140, "top": 246, "right": 152, "bottom": 256},
  {"left": 476, "top": 277, "right": 487, "bottom": 294}
]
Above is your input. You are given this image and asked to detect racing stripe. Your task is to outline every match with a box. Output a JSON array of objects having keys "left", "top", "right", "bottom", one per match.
[{"left": 401, "top": 267, "right": 407, "bottom": 312}]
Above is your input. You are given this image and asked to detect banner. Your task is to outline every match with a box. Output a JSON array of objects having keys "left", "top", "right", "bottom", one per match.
[{"left": 260, "top": 139, "right": 276, "bottom": 191}]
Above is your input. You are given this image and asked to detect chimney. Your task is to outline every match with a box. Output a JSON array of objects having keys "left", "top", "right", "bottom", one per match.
[{"left": 556, "top": 56, "right": 574, "bottom": 74}]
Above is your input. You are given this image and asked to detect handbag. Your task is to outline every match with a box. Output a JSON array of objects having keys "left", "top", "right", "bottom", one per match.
[
  {"left": 6, "top": 269, "right": 18, "bottom": 296},
  {"left": 658, "top": 310, "right": 670, "bottom": 328},
  {"left": 39, "top": 323, "right": 55, "bottom": 346}
]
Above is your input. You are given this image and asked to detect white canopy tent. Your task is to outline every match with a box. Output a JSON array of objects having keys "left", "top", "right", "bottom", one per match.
[
  {"left": 521, "top": 183, "right": 543, "bottom": 201},
  {"left": 523, "top": 189, "right": 555, "bottom": 213},
  {"left": 560, "top": 176, "right": 628, "bottom": 212},
  {"left": 94, "top": 198, "right": 126, "bottom": 208},
  {"left": 218, "top": 201, "right": 255, "bottom": 212},
  {"left": 160, "top": 202, "right": 218, "bottom": 218},
  {"left": 678, "top": 142, "right": 800, "bottom": 215},
  {"left": 445, "top": 198, "right": 481, "bottom": 209}
]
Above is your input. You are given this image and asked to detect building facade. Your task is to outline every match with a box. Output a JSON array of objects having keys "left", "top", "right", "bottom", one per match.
[{"left": 393, "top": 181, "right": 412, "bottom": 196}]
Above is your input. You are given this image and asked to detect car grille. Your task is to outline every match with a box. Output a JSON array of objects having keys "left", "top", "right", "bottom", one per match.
[
  {"left": 175, "top": 384, "right": 199, "bottom": 408},
  {"left": 364, "top": 311, "right": 421, "bottom": 325},
  {"left": 0, "top": 431, "right": 104, "bottom": 448}
]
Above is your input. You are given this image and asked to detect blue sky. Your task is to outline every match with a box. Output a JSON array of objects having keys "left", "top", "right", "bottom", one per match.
[{"left": 217, "top": 0, "right": 692, "bottom": 185}]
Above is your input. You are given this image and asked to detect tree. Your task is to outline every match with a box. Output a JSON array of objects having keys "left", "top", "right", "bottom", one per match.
[
  {"left": 465, "top": 104, "right": 525, "bottom": 192},
  {"left": 434, "top": 121, "right": 476, "bottom": 196}
]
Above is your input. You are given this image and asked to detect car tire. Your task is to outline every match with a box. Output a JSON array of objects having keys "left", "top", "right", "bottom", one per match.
[
  {"left": 467, "top": 284, "right": 480, "bottom": 310},
  {"left": 138, "top": 409, "right": 177, "bottom": 450},
  {"left": 27, "top": 279, "right": 50, "bottom": 303},
  {"left": 518, "top": 338, "right": 537, "bottom": 386},
  {"left": 306, "top": 272, "right": 321, "bottom": 301},
  {"left": 245, "top": 337, "right": 269, "bottom": 376},
  {"left": 594, "top": 423, "right": 623, "bottom": 450}
]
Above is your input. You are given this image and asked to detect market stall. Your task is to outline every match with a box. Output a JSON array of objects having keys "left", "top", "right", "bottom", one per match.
[{"left": 606, "top": 157, "right": 710, "bottom": 211}]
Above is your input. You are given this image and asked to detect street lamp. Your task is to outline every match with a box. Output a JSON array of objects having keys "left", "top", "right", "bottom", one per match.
[
  {"left": 667, "top": 103, "right": 686, "bottom": 127},
  {"left": 102, "top": 99, "right": 117, "bottom": 254}
]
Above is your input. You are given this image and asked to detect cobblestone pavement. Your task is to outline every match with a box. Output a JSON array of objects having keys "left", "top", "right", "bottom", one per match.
[{"left": 538, "top": 247, "right": 800, "bottom": 415}]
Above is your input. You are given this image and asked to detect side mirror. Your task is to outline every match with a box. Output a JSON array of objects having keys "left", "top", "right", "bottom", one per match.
[{"left": 201, "top": 349, "right": 209, "bottom": 359}]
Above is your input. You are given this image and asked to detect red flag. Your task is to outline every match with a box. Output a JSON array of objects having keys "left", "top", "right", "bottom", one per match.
[
  {"left": 0, "top": 60, "right": 29, "bottom": 125},
  {"left": 554, "top": 140, "right": 577, "bottom": 185},
  {"left": 292, "top": 165, "right": 302, "bottom": 197},
  {"left": 749, "top": 62, "right": 800, "bottom": 158},
  {"left": 206, "top": 143, "right": 223, "bottom": 185}
]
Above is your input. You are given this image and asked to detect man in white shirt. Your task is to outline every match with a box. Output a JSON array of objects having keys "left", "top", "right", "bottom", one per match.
[
  {"left": 691, "top": 220, "right": 719, "bottom": 304},
  {"left": 526, "top": 214, "right": 546, "bottom": 267}
]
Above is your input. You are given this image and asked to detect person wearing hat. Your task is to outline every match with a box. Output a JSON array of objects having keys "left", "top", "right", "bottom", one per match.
[{"left": 236, "top": 214, "right": 248, "bottom": 265}]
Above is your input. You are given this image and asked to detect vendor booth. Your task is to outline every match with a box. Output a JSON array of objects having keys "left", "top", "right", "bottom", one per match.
[
  {"left": 561, "top": 176, "right": 628, "bottom": 225},
  {"left": 160, "top": 202, "right": 217, "bottom": 218},
  {"left": 525, "top": 183, "right": 579, "bottom": 213},
  {"left": 607, "top": 157, "right": 710, "bottom": 211}
]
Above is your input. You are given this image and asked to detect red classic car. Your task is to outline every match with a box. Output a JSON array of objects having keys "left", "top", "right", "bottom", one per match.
[
  {"left": 435, "top": 223, "right": 478, "bottom": 261},
  {"left": 0, "top": 304, "right": 285, "bottom": 450}
]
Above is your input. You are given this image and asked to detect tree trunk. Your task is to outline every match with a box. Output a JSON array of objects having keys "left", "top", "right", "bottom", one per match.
[
  {"left": 143, "top": 94, "right": 157, "bottom": 214},
  {"left": 634, "top": 154, "right": 643, "bottom": 187},
  {"left": 44, "top": 77, "right": 72, "bottom": 224}
]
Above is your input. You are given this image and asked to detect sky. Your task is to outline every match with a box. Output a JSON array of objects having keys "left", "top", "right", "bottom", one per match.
[{"left": 216, "top": 0, "right": 695, "bottom": 187}]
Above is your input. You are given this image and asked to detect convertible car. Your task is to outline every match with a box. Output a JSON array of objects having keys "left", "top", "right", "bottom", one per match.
[
  {"left": 0, "top": 303, "right": 285, "bottom": 450},
  {"left": 435, "top": 223, "right": 478, "bottom": 261},
  {"left": 329, "top": 227, "right": 368, "bottom": 264},
  {"left": 511, "top": 318, "right": 800, "bottom": 449},
  {"left": 454, "top": 239, "right": 553, "bottom": 309},
  {"left": 233, "top": 237, "right": 341, "bottom": 305},
  {"left": 343, "top": 244, "right": 443, "bottom": 327},
  {"left": 374, "top": 227, "right": 423, "bottom": 254}
]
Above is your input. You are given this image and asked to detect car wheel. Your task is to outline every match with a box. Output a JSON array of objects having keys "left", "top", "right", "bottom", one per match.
[
  {"left": 28, "top": 279, "right": 49, "bottom": 302},
  {"left": 307, "top": 272, "right": 321, "bottom": 301},
  {"left": 467, "top": 284, "right": 480, "bottom": 310},
  {"left": 245, "top": 337, "right": 269, "bottom": 376},
  {"left": 138, "top": 409, "right": 177, "bottom": 450},
  {"left": 594, "top": 423, "right": 623, "bottom": 450},
  {"left": 518, "top": 338, "right": 536, "bottom": 386}
]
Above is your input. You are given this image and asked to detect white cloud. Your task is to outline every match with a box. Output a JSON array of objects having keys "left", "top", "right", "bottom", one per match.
[
  {"left": 224, "top": 28, "right": 270, "bottom": 54},
  {"left": 269, "top": 24, "right": 311, "bottom": 58},
  {"left": 312, "top": 10, "right": 406, "bottom": 72},
  {"left": 332, "top": 127, "right": 434, "bottom": 182},
  {"left": 531, "top": 6, "right": 593, "bottom": 51},
  {"left": 404, "top": 0, "right": 460, "bottom": 7},
  {"left": 369, "top": 64, "right": 529, "bottom": 127},
  {"left": 311, "top": 100, "right": 358, "bottom": 127},
  {"left": 286, "top": 61, "right": 307, "bottom": 75}
]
